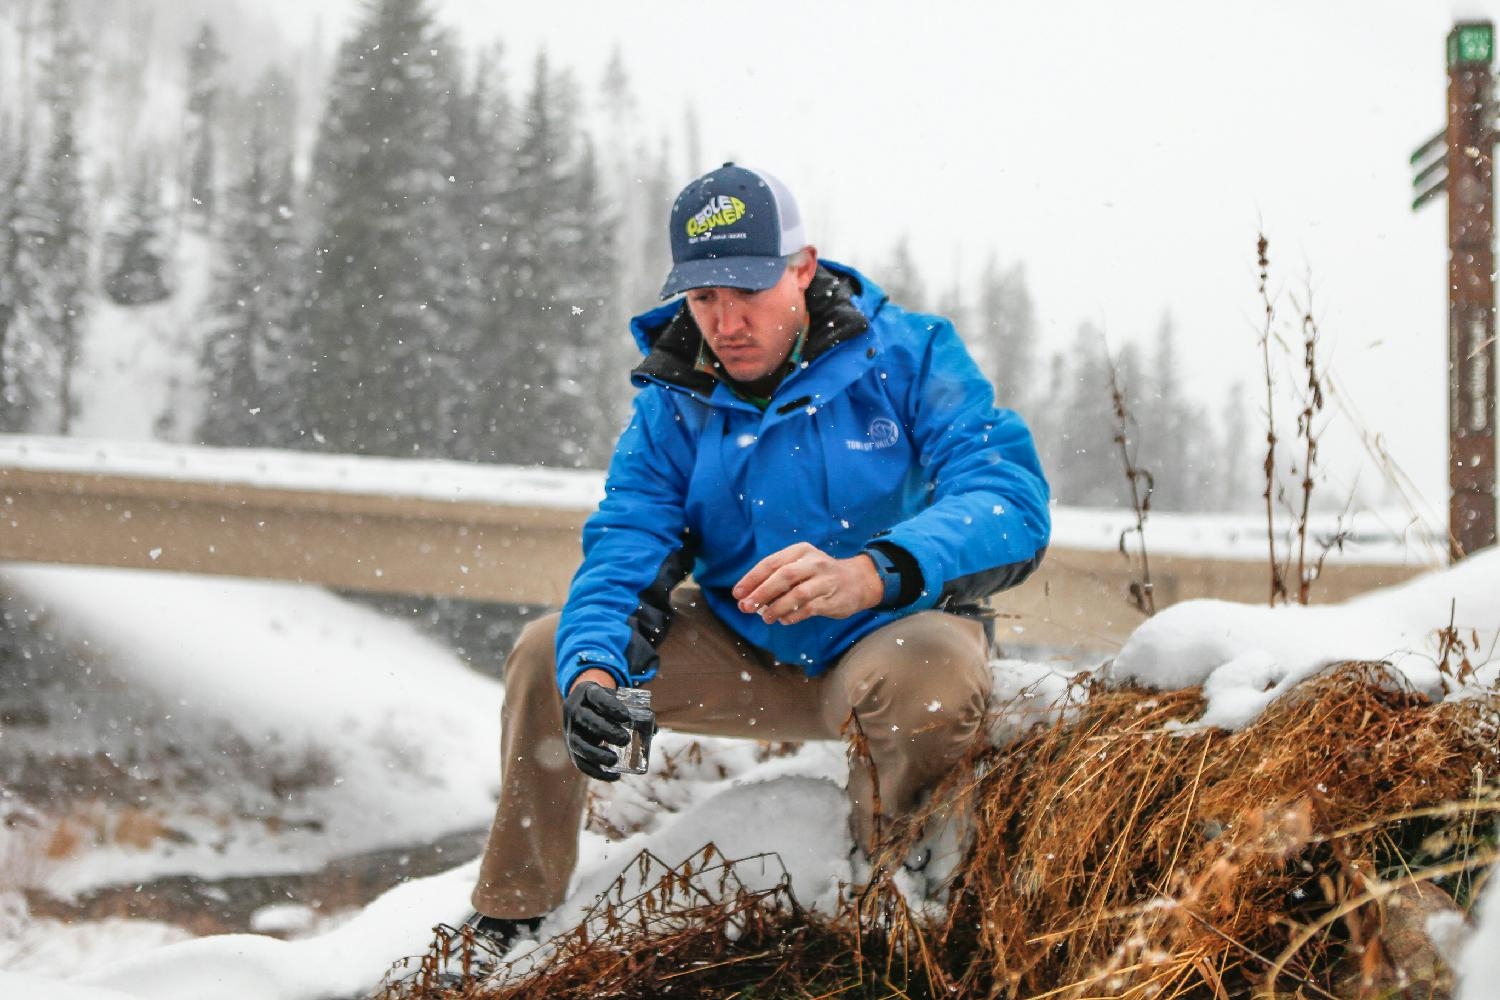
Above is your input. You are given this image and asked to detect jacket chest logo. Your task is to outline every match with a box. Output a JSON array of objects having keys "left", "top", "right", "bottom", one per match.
[{"left": 846, "top": 417, "right": 900, "bottom": 452}]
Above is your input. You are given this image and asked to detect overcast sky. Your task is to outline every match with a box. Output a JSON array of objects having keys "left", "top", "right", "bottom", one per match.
[{"left": 251, "top": 0, "right": 1498, "bottom": 523}]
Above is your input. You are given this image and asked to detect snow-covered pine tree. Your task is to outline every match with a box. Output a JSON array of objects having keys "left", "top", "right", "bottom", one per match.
[
  {"left": 0, "top": 1, "right": 44, "bottom": 433},
  {"left": 102, "top": 160, "right": 173, "bottom": 306},
  {"left": 880, "top": 236, "right": 928, "bottom": 313},
  {"left": 972, "top": 255, "right": 1038, "bottom": 415},
  {"left": 439, "top": 42, "right": 511, "bottom": 463},
  {"left": 0, "top": 112, "right": 43, "bottom": 433},
  {"left": 1044, "top": 323, "right": 1127, "bottom": 508},
  {"left": 183, "top": 22, "right": 225, "bottom": 227},
  {"left": 588, "top": 49, "right": 669, "bottom": 438},
  {"left": 1217, "top": 378, "right": 1253, "bottom": 511},
  {"left": 196, "top": 69, "right": 302, "bottom": 449},
  {"left": 30, "top": 0, "right": 90, "bottom": 434},
  {"left": 557, "top": 136, "right": 621, "bottom": 467},
  {"left": 1136, "top": 314, "right": 1205, "bottom": 512},
  {"left": 285, "top": 0, "right": 467, "bottom": 458},
  {"left": 485, "top": 53, "right": 619, "bottom": 468}
]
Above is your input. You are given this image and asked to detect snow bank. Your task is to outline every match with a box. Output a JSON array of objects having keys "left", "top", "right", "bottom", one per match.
[
  {"left": 1110, "top": 548, "right": 1500, "bottom": 729},
  {"left": 0, "top": 564, "right": 502, "bottom": 896}
]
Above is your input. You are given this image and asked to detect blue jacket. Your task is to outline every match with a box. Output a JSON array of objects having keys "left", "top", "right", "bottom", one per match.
[{"left": 553, "top": 261, "right": 1050, "bottom": 694}]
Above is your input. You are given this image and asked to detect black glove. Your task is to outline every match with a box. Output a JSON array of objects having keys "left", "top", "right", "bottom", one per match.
[{"left": 563, "top": 681, "right": 632, "bottom": 781}]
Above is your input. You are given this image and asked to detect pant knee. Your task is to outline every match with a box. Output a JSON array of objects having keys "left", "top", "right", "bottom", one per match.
[
  {"left": 841, "top": 617, "right": 991, "bottom": 735},
  {"left": 505, "top": 612, "right": 562, "bottom": 693}
]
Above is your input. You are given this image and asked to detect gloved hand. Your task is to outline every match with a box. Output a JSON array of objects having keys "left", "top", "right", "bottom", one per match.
[{"left": 563, "top": 681, "right": 632, "bottom": 781}]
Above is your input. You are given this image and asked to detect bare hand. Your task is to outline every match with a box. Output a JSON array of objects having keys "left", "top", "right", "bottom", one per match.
[{"left": 731, "top": 543, "right": 883, "bottom": 626}]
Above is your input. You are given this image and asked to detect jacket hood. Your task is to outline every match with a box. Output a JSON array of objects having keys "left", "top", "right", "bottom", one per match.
[{"left": 628, "top": 260, "right": 887, "bottom": 394}]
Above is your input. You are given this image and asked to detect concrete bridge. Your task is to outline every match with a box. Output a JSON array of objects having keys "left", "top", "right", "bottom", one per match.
[{"left": 0, "top": 436, "right": 1439, "bottom": 655}]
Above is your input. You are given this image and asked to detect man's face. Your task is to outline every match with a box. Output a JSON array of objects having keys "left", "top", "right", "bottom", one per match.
[{"left": 685, "top": 250, "right": 818, "bottom": 384}]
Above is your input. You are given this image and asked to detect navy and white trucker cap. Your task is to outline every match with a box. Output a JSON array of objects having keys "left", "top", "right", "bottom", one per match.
[{"left": 659, "top": 163, "right": 807, "bottom": 299}]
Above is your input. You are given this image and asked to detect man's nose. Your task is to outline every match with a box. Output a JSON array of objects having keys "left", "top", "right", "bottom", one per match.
[{"left": 715, "top": 300, "right": 748, "bottom": 336}]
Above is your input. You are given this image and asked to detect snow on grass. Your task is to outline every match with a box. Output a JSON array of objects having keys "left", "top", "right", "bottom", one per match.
[{"left": 1109, "top": 547, "right": 1500, "bottom": 730}]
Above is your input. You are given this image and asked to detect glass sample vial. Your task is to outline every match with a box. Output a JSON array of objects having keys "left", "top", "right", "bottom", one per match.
[{"left": 604, "top": 687, "right": 654, "bottom": 775}]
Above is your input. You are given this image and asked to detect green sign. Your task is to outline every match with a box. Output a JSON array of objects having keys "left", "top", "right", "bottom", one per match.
[{"left": 1449, "top": 22, "right": 1494, "bottom": 67}]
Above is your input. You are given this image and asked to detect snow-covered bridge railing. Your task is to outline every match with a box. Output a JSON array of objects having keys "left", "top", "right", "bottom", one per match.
[
  {"left": 0, "top": 435, "right": 600, "bottom": 608},
  {"left": 0, "top": 436, "right": 1438, "bottom": 652}
]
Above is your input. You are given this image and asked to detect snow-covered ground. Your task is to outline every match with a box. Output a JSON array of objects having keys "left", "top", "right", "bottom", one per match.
[{"left": 0, "top": 542, "right": 1494, "bottom": 998}]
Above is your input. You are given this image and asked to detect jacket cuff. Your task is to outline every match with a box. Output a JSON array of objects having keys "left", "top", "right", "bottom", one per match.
[
  {"left": 557, "top": 652, "right": 629, "bottom": 696},
  {"left": 863, "top": 540, "right": 924, "bottom": 610}
]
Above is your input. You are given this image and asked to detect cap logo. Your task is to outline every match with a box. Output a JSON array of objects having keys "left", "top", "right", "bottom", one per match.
[{"left": 685, "top": 195, "right": 747, "bottom": 240}]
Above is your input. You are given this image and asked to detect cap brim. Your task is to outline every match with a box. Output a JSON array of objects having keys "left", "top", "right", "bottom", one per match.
[{"left": 659, "top": 255, "right": 789, "bottom": 300}]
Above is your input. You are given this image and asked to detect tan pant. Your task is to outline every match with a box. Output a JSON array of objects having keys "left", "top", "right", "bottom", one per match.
[{"left": 471, "top": 587, "right": 991, "bottom": 919}]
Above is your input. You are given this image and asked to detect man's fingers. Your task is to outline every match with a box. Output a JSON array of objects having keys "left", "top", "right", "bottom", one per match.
[
  {"left": 739, "top": 557, "right": 820, "bottom": 614},
  {"left": 759, "top": 579, "right": 831, "bottom": 625},
  {"left": 732, "top": 543, "right": 814, "bottom": 605},
  {"left": 733, "top": 545, "right": 877, "bottom": 624},
  {"left": 753, "top": 554, "right": 880, "bottom": 625}
]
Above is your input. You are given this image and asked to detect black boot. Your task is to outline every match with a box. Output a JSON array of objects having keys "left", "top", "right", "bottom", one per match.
[
  {"left": 414, "top": 912, "right": 543, "bottom": 991},
  {"left": 462, "top": 911, "right": 543, "bottom": 954}
]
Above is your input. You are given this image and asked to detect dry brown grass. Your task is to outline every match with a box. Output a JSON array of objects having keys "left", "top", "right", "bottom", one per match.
[
  {"left": 383, "top": 662, "right": 1499, "bottom": 999},
  {"left": 913, "top": 662, "right": 1495, "bottom": 999}
]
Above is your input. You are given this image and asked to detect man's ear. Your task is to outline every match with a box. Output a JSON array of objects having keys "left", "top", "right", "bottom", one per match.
[{"left": 791, "top": 246, "right": 819, "bottom": 291}]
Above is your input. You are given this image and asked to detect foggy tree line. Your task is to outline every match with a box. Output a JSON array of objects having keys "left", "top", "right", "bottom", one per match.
[
  {"left": 205, "top": 0, "right": 656, "bottom": 468},
  {"left": 0, "top": 0, "right": 1252, "bottom": 512},
  {"left": 882, "top": 245, "right": 1253, "bottom": 513},
  {"left": 0, "top": 0, "right": 662, "bottom": 470},
  {"left": 0, "top": 0, "right": 89, "bottom": 435}
]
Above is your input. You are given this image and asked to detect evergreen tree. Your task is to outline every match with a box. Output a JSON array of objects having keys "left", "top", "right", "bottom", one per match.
[
  {"left": 591, "top": 52, "right": 677, "bottom": 446},
  {"left": 102, "top": 160, "right": 174, "bottom": 306},
  {"left": 285, "top": 0, "right": 467, "bottom": 457},
  {"left": 482, "top": 53, "right": 619, "bottom": 468},
  {"left": 1028, "top": 350, "right": 1068, "bottom": 483},
  {"left": 592, "top": 49, "right": 668, "bottom": 314},
  {"left": 197, "top": 70, "right": 302, "bottom": 449},
  {"left": 183, "top": 22, "right": 225, "bottom": 226},
  {"left": 559, "top": 136, "right": 624, "bottom": 465},
  {"left": 880, "top": 236, "right": 927, "bottom": 312},
  {"left": 1133, "top": 315, "right": 1219, "bottom": 512},
  {"left": 934, "top": 279, "right": 969, "bottom": 351},
  {"left": 972, "top": 255, "right": 1037, "bottom": 412},
  {"left": 0, "top": 2, "right": 44, "bottom": 432},
  {"left": 0, "top": 117, "right": 42, "bottom": 432},
  {"left": 1045, "top": 324, "right": 1123, "bottom": 508},
  {"left": 590, "top": 47, "right": 671, "bottom": 428},
  {"left": 440, "top": 43, "right": 511, "bottom": 462},
  {"left": 1217, "top": 378, "right": 1253, "bottom": 511},
  {"left": 634, "top": 139, "right": 676, "bottom": 308},
  {"left": 30, "top": 0, "right": 90, "bottom": 434},
  {"left": 1136, "top": 315, "right": 1184, "bottom": 510}
]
